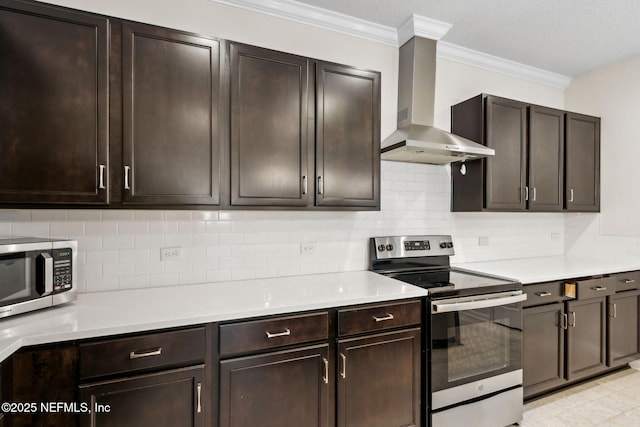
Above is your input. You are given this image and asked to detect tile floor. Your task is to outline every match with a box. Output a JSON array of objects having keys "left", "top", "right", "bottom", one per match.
[{"left": 521, "top": 368, "right": 640, "bottom": 426}]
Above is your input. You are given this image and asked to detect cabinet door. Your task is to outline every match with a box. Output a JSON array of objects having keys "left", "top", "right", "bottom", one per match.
[
  {"left": 79, "top": 365, "right": 205, "bottom": 427},
  {"left": 3, "top": 345, "right": 79, "bottom": 427},
  {"left": 484, "top": 96, "right": 527, "bottom": 210},
  {"left": 337, "top": 329, "right": 420, "bottom": 427},
  {"left": 316, "top": 62, "right": 380, "bottom": 208},
  {"left": 565, "top": 113, "right": 600, "bottom": 212},
  {"left": 0, "top": 0, "right": 109, "bottom": 204},
  {"left": 523, "top": 303, "right": 566, "bottom": 398},
  {"left": 230, "top": 43, "right": 311, "bottom": 207},
  {"left": 566, "top": 298, "right": 607, "bottom": 381},
  {"left": 219, "top": 344, "right": 330, "bottom": 427},
  {"left": 528, "top": 106, "right": 564, "bottom": 211},
  {"left": 608, "top": 290, "right": 640, "bottom": 367},
  {"left": 121, "top": 22, "right": 220, "bottom": 206}
]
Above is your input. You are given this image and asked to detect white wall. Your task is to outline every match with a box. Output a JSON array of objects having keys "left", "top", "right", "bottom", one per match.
[{"left": 1, "top": 0, "right": 571, "bottom": 293}]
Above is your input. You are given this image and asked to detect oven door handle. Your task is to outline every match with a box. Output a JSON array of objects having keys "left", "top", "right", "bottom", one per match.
[{"left": 431, "top": 292, "right": 527, "bottom": 313}]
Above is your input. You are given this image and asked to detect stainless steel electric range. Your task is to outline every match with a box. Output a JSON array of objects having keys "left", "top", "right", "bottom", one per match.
[{"left": 369, "top": 235, "right": 526, "bottom": 427}]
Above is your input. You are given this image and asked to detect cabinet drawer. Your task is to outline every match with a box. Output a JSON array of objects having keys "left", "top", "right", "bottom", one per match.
[
  {"left": 523, "top": 282, "right": 564, "bottom": 307},
  {"left": 219, "top": 312, "right": 329, "bottom": 357},
  {"left": 613, "top": 271, "right": 640, "bottom": 292},
  {"left": 572, "top": 276, "right": 616, "bottom": 299},
  {"left": 79, "top": 327, "right": 205, "bottom": 380},
  {"left": 338, "top": 300, "right": 422, "bottom": 336}
]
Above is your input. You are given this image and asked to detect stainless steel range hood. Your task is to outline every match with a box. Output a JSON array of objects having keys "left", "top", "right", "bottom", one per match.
[{"left": 381, "top": 37, "right": 494, "bottom": 164}]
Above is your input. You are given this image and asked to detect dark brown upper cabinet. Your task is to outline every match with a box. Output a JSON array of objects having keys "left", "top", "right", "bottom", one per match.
[
  {"left": 565, "top": 112, "right": 600, "bottom": 212},
  {"left": 119, "top": 22, "right": 221, "bottom": 206},
  {"left": 229, "top": 47, "right": 381, "bottom": 210},
  {"left": 229, "top": 42, "right": 312, "bottom": 207},
  {"left": 528, "top": 105, "right": 564, "bottom": 211},
  {"left": 451, "top": 94, "right": 597, "bottom": 212},
  {"left": 451, "top": 95, "right": 526, "bottom": 211},
  {"left": 0, "top": 0, "right": 109, "bottom": 204},
  {"left": 315, "top": 62, "right": 381, "bottom": 208}
]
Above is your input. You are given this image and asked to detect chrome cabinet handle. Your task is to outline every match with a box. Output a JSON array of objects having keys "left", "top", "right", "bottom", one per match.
[
  {"left": 129, "top": 347, "right": 162, "bottom": 359},
  {"left": 569, "top": 188, "right": 574, "bottom": 202},
  {"left": 340, "top": 353, "right": 346, "bottom": 379},
  {"left": 622, "top": 279, "right": 636, "bottom": 284},
  {"left": 591, "top": 286, "right": 607, "bottom": 291},
  {"left": 561, "top": 313, "right": 568, "bottom": 330},
  {"left": 569, "top": 311, "right": 576, "bottom": 328},
  {"left": 99, "top": 164, "right": 106, "bottom": 189},
  {"left": 610, "top": 303, "right": 617, "bottom": 318},
  {"left": 322, "top": 357, "right": 329, "bottom": 384},
  {"left": 302, "top": 176, "right": 308, "bottom": 195},
  {"left": 525, "top": 186, "right": 529, "bottom": 201},
  {"left": 266, "top": 328, "right": 291, "bottom": 339},
  {"left": 196, "top": 383, "right": 202, "bottom": 413},
  {"left": 532, "top": 187, "right": 537, "bottom": 202},
  {"left": 318, "top": 176, "right": 324, "bottom": 195},
  {"left": 124, "top": 166, "right": 131, "bottom": 190},
  {"left": 535, "top": 291, "right": 552, "bottom": 297},
  {"left": 373, "top": 313, "right": 394, "bottom": 322}
]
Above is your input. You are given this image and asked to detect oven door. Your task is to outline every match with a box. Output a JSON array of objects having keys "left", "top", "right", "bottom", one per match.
[{"left": 430, "top": 290, "right": 526, "bottom": 410}]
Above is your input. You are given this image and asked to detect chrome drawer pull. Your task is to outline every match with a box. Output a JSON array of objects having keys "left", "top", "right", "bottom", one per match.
[
  {"left": 196, "top": 383, "right": 202, "bottom": 413},
  {"left": 129, "top": 347, "right": 162, "bottom": 359},
  {"left": 266, "top": 328, "right": 291, "bottom": 339},
  {"left": 124, "top": 165, "right": 131, "bottom": 190},
  {"left": 322, "top": 357, "right": 329, "bottom": 384},
  {"left": 99, "top": 164, "right": 106, "bottom": 189},
  {"left": 535, "top": 291, "right": 552, "bottom": 297},
  {"left": 623, "top": 279, "right": 636, "bottom": 284},
  {"left": 373, "top": 313, "right": 394, "bottom": 322},
  {"left": 592, "top": 286, "right": 607, "bottom": 291}
]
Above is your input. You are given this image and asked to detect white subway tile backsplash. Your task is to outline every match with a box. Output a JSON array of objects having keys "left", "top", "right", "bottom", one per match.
[{"left": 5, "top": 161, "right": 626, "bottom": 293}]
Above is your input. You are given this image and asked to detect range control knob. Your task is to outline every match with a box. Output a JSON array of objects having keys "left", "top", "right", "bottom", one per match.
[
  {"left": 439, "top": 242, "right": 448, "bottom": 249},
  {"left": 386, "top": 244, "right": 394, "bottom": 251},
  {"left": 447, "top": 242, "right": 454, "bottom": 248},
  {"left": 377, "top": 244, "right": 386, "bottom": 252}
]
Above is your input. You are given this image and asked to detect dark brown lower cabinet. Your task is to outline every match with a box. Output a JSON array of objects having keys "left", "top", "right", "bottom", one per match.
[
  {"left": 566, "top": 298, "right": 607, "bottom": 381},
  {"left": 219, "top": 344, "right": 330, "bottom": 427},
  {"left": 1, "top": 345, "right": 79, "bottom": 427},
  {"left": 79, "top": 366, "right": 205, "bottom": 427},
  {"left": 523, "top": 302, "right": 566, "bottom": 398},
  {"left": 608, "top": 289, "right": 640, "bottom": 367},
  {"left": 337, "top": 329, "right": 421, "bottom": 427}
]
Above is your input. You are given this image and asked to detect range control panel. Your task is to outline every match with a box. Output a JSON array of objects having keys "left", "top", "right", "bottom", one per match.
[{"left": 372, "top": 235, "right": 454, "bottom": 259}]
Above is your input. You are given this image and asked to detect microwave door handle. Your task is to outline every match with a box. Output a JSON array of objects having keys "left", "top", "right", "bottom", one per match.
[
  {"left": 38, "top": 253, "right": 54, "bottom": 296},
  {"left": 431, "top": 293, "right": 527, "bottom": 314}
]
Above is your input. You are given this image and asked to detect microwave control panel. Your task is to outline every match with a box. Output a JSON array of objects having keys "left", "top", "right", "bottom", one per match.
[{"left": 53, "top": 248, "right": 73, "bottom": 292}]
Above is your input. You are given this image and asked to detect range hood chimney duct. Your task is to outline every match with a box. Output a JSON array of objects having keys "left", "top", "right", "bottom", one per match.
[{"left": 381, "top": 37, "right": 494, "bottom": 164}]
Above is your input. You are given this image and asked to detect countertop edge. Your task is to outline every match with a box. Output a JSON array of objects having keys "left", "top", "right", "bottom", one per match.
[{"left": 0, "top": 271, "right": 428, "bottom": 364}]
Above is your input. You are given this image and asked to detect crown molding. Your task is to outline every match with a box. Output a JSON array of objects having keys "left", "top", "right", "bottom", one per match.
[
  {"left": 211, "top": 0, "right": 573, "bottom": 88},
  {"left": 397, "top": 14, "right": 452, "bottom": 46},
  {"left": 437, "top": 42, "right": 572, "bottom": 89},
  {"left": 211, "top": 0, "right": 398, "bottom": 45}
]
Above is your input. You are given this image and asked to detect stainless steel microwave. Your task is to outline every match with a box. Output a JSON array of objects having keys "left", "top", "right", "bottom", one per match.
[{"left": 0, "top": 237, "right": 77, "bottom": 319}]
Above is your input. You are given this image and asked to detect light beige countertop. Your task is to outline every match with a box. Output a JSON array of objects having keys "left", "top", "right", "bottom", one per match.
[
  {"left": 0, "top": 271, "right": 428, "bottom": 363},
  {"left": 454, "top": 255, "right": 640, "bottom": 285}
]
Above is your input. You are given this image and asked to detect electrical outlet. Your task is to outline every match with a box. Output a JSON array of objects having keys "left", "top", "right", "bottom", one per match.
[
  {"left": 300, "top": 243, "right": 317, "bottom": 255},
  {"left": 161, "top": 247, "right": 183, "bottom": 261},
  {"left": 478, "top": 236, "right": 489, "bottom": 246}
]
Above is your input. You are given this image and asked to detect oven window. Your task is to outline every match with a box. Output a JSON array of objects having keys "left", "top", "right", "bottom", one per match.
[
  {"left": 0, "top": 252, "right": 35, "bottom": 306},
  {"left": 431, "top": 303, "right": 522, "bottom": 391}
]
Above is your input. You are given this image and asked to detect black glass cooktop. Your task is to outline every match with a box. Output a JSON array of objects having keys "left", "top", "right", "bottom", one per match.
[{"left": 384, "top": 268, "right": 521, "bottom": 298}]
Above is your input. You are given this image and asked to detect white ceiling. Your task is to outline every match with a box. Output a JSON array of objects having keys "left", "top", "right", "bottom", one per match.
[{"left": 292, "top": 0, "right": 640, "bottom": 78}]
